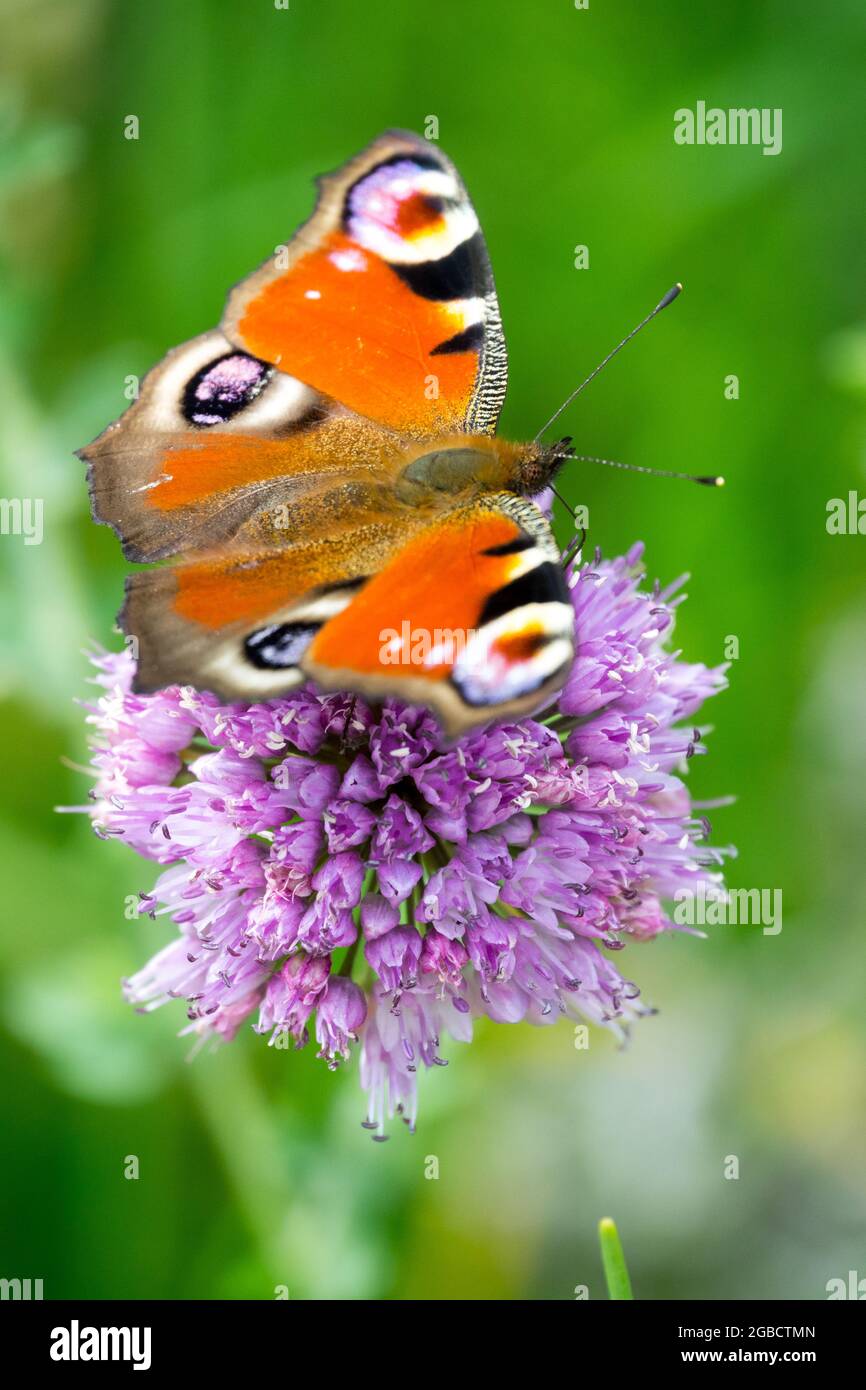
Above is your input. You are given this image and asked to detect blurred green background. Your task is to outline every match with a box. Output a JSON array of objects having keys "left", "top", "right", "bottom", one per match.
[{"left": 1, "top": 0, "right": 865, "bottom": 1301}]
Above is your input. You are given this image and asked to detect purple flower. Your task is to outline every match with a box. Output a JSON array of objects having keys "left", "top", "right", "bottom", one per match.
[
  {"left": 370, "top": 794, "right": 434, "bottom": 862},
  {"left": 365, "top": 925, "right": 423, "bottom": 994},
  {"left": 256, "top": 953, "right": 332, "bottom": 1046},
  {"left": 420, "top": 930, "right": 469, "bottom": 988},
  {"left": 77, "top": 544, "right": 730, "bottom": 1136},
  {"left": 360, "top": 893, "right": 400, "bottom": 940},
  {"left": 315, "top": 977, "right": 367, "bottom": 1068}
]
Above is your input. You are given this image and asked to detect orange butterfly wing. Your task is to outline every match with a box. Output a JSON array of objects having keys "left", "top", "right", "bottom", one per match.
[
  {"left": 81, "top": 131, "right": 506, "bottom": 567},
  {"left": 222, "top": 129, "right": 507, "bottom": 438},
  {"left": 80, "top": 328, "right": 406, "bottom": 564},
  {"left": 303, "top": 502, "right": 574, "bottom": 735}
]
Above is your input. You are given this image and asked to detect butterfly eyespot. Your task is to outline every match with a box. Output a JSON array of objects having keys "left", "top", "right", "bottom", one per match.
[
  {"left": 244, "top": 623, "right": 320, "bottom": 670},
  {"left": 343, "top": 155, "right": 477, "bottom": 272},
  {"left": 450, "top": 603, "right": 573, "bottom": 708},
  {"left": 182, "top": 353, "right": 272, "bottom": 427}
]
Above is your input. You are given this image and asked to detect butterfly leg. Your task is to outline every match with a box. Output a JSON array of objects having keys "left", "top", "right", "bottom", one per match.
[{"left": 339, "top": 694, "right": 359, "bottom": 753}]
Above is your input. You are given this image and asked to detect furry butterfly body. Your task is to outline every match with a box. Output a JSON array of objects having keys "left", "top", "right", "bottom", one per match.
[{"left": 81, "top": 131, "right": 574, "bottom": 735}]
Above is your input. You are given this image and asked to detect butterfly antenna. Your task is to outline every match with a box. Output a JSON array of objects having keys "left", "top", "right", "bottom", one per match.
[
  {"left": 571, "top": 453, "right": 724, "bottom": 488},
  {"left": 534, "top": 283, "right": 683, "bottom": 442}
]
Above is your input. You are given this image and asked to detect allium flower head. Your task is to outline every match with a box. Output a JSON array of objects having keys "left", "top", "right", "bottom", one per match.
[{"left": 77, "top": 544, "right": 728, "bottom": 1138}]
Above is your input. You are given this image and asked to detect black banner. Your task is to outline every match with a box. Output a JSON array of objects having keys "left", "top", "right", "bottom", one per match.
[{"left": 2, "top": 1298, "right": 862, "bottom": 1373}]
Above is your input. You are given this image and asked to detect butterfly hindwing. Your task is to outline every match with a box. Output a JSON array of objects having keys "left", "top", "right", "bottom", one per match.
[
  {"left": 303, "top": 497, "right": 574, "bottom": 734},
  {"left": 122, "top": 508, "right": 438, "bottom": 700},
  {"left": 123, "top": 494, "right": 573, "bottom": 734}
]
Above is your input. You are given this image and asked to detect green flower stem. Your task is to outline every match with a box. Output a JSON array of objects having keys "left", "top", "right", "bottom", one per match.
[
  {"left": 598, "top": 1217, "right": 634, "bottom": 1300},
  {"left": 338, "top": 936, "right": 360, "bottom": 978}
]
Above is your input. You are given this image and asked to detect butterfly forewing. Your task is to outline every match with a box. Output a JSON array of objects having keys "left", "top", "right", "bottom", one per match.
[{"left": 222, "top": 129, "right": 507, "bottom": 438}]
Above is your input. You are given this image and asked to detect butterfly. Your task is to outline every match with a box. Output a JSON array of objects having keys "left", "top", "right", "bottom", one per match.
[{"left": 80, "top": 130, "right": 578, "bottom": 736}]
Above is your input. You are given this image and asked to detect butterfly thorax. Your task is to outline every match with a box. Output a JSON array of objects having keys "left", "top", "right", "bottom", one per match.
[{"left": 394, "top": 434, "right": 568, "bottom": 504}]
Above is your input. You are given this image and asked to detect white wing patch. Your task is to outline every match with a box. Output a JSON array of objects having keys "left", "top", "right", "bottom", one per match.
[{"left": 451, "top": 601, "right": 574, "bottom": 708}]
